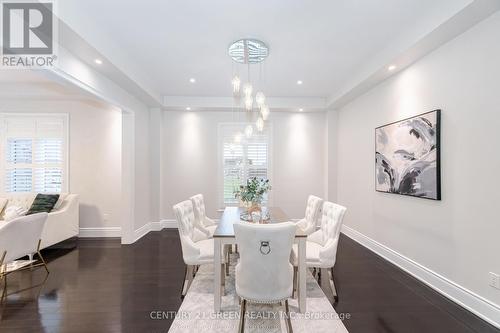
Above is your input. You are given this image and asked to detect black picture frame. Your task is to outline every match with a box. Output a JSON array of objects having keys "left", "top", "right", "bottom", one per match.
[{"left": 375, "top": 109, "right": 441, "bottom": 201}]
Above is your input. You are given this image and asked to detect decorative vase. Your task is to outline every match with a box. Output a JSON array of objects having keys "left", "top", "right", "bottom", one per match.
[
  {"left": 240, "top": 200, "right": 263, "bottom": 222},
  {"left": 247, "top": 201, "right": 262, "bottom": 215}
]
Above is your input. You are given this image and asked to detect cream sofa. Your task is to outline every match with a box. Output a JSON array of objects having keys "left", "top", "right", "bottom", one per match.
[{"left": 0, "top": 194, "right": 79, "bottom": 249}]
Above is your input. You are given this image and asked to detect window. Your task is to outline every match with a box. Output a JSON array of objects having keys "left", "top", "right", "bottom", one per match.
[
  {"left": 0, "top": 114, "right": 68, "bottom": 194},
  {"left": 219, "top": 123, "right": 271, "bottom": 205}
]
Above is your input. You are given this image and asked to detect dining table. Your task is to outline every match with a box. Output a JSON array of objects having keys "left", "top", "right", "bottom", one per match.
[{"left": 213, "top": 206, "right": 307, "bottom": 313}]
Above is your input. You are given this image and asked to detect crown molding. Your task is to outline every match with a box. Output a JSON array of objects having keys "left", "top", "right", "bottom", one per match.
[{"left": 162, "top": 95, "right": 327, "bottom": 112}]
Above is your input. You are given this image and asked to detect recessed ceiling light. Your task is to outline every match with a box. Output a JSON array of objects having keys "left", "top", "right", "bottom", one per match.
[
  {"left": 296, "top": 80, "right": 303, "bottom": 85},
  {"left": 94, "top": 59, "right": 103, "bottom": 65},
  {"left": 185, "top": 107, "right": 191, "bottom": 111},
  {"left": 189, "top": 78, "right": 196, "bottom": 83},
  {"left": 299, "top": 108, "right": 304, "bottom": 112},
  {"left": 388, "top": 65, "right": 396, "bottom": 71}
]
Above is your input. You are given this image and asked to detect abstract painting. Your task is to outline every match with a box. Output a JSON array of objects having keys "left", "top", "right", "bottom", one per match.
[{"left": 375, "top": 110, "right": 441, "bottom": 200}]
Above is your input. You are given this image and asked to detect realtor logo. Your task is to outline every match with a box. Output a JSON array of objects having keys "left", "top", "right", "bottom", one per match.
[{"left": 1, "top": 0, "right": 57, "bottom": 67}]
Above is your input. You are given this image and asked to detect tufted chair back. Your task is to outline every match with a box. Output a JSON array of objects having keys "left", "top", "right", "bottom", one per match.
[
  {"left": 320, "top": 202, "right": 347, "bottom": 247},
  {"left": 296, "top": 195, "right": 323, "bottom": 235},
  {"left": 234, "top": 222, "right": 296, "bottom": 303},
  {"left": 173, "top": 200, "right": 201, "bottom": 264},
  {"left": 174, "top": 200, "right": 196, "bottom": 240},
  {"left": 0, "top": 213, "right": 48, "bottom": 264},
  {"left": 305, "top": 195, "right": 323, "bottom": 225},
  {"left": 190, "top": 194, "right": 207, "bottom": 226}
]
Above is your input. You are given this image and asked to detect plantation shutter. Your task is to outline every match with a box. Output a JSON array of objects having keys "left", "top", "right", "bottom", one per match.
[
  {"left": 220, "top": 124, "right": 270, "bottom": 205},
  {"left": 1, "top": 115, "right": 68, "bottom": 194}
]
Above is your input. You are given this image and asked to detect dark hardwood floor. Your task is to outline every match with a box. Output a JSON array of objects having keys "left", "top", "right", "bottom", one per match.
[{"left": 0, "top": 230, "right": 498, "bottom": 333}]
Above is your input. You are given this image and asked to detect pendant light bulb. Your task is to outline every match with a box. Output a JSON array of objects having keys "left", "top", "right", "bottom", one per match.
[
  {"left": 244, "top": 124, "right": 253, "bottom": 138},
  {"left": 260, "top": 105, "right": 270, "bottom": 120},
  {"left": 243, "top": 83, "right": 253, "bottom": 97},
  {"left": 255, "top": 92, "right": 266, "bottom": 108},
  {"left": 232, "top": 75, "right": 241, "bottom": 94},
  {"left": 244, "top": 96, "right": 253, "bottom": 111},
  {"left": 256, "top": 117, "right": 264, "bottom": 132}
]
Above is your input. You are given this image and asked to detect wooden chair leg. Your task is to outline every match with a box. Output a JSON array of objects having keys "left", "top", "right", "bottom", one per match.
[
  {"left": 284, "top": 299, "right": 293, "bottom": 333},
  {"left": 320, "top": 267, "right": 328, "bottom": 286},
  {"left": 238, "top": 299, "right": 247, "bottom": 333},
  {"left": 292, "top": 266, "right": 298, "bottom": 298},
  {"left": 180, "top": 265, "right": 188, "bottom": 298},
  {"left": 312, "top": 267, "right": 318, "bottom": 280},
  {"left": 181, "top": 265, "right": 194, "bottom": 297},
  {"left": 221, "top": 264, "right": 225, "bottom": 295},
  {"left": 328, "top": 268, "right": 338, "bottom": 302}
]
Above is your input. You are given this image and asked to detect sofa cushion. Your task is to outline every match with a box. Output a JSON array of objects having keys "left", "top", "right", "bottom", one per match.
[
  {"left": 27, "top": 194, "right": 60, "bottom": 215},
  {"left": 1, "top": 194, "right": 35, "bottom": 220}
]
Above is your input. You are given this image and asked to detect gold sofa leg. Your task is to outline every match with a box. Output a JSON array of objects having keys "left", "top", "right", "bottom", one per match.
[{"left": 36, "top": 240, "right": 49, "bottom": 274}]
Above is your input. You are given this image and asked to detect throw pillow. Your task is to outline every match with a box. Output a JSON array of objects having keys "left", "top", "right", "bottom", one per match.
[
  {"left": 4, "top": 206, "right": 28, "bottom": 221},
  {"left": 26, "top": 194, "right": 60, "bottom": 215},
  {"left": 53, "top": 193, "right": 68, "bottom": 210}
]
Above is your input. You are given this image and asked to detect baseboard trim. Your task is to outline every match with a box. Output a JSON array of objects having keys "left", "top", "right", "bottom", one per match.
[
  {"left": 79, "top": 227, "right": 121, "bottom": 238},
  {"left": 133, "top": 223, "right": 151, "bottom": 243},
  {"left": 341, "top": 225, "right": 500, "bottom": 329},
  {"left": 160, "top": 219, "right": 177, "bottom": 228}
]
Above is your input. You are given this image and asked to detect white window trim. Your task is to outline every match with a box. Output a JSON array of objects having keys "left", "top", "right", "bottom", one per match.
[
  {"left": 217, "top": 122, "right": 273, "bottom": 209},
  {"left": 0, "top": 113, "right": 70, "bottom": 195}
]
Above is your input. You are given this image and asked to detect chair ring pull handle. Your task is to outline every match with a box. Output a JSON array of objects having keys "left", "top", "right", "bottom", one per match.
[{"left": 260, "top": 241, "right": 271, "bottom": 255}]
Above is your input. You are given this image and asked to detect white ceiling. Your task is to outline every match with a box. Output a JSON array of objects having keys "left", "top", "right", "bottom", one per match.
[{"left": 57, "top": 0, "right": 473, "bottom": 101}]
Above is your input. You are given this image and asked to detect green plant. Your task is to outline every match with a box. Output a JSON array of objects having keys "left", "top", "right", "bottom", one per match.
[{"left": 234, "top": 177, "right": 271, "bottom": 204}]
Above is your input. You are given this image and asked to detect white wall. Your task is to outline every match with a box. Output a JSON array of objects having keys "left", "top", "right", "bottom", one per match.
[
  {"left": 160, "top": 111, "right": 326, "bottom": 220},
  {"left": 0, "top": 99, "right": 123, "bottom": 230},
  {"left": 133, "top": 108, "right": 151, "bottom": 230},
  {"left": 326, "top": 109, "right": 338, "bottom": 202},
  {"left": 336, "top": 10, "right": 500, "bottom": 313}
]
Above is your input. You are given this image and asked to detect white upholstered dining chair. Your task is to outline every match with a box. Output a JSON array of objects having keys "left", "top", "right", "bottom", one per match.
[
  {"left": 173, "top": 200, "right": 228, "bottom": 298},
  {"left": 0, "top": 213, "right": 49, "bottom": 300},
  {"left": 190, "top": 194, "right": 217, "bottom": 237},
  {"left": 295, "top": 195, "right": 323, "bottom": 236},
  {"left": 234, "top": 221, "right": 296, "bottom": 333},
  {"left": 291, "top": 201, "right": 346, "bottom": 301}
]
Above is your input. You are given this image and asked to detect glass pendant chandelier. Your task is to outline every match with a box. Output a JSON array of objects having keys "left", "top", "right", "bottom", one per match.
[
  {"left": 232, "top": 75, "right": 241, "bottom": 94},
  {"left": 243, "top": 83, "right": 253, "bottom": 97},
  {"left": 244, "top": 124, "right": 253, "bottom": 138},
  {"left": 244, "top": 96, "right": 253, "bottom": 111},
  {"left": 260, "top": 105, "right": 270, "bottom": 120},
  {"left": 256, "top": 117, "right": 264, "bottom": 132},
  {"left": 255, "top": 92, "right": 265, "bottom": 108},
  {"left": 229, "top": 39, "right": 270, "bottom": 142}
]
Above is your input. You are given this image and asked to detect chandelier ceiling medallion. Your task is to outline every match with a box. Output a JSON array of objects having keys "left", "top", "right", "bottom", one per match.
[{"left": 228, "top": 39, "right": 270, "bottom": 142}]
